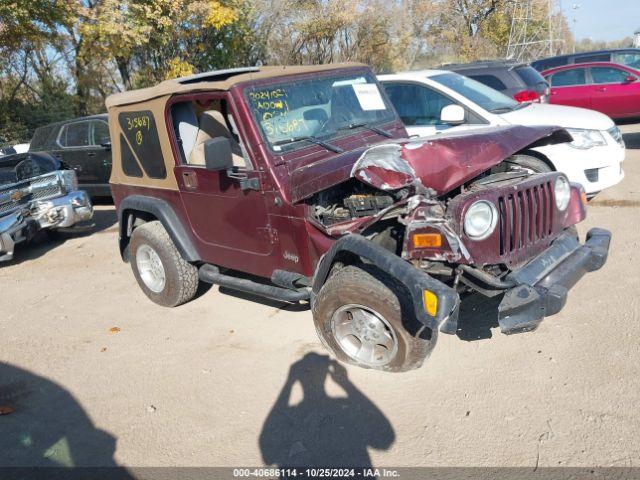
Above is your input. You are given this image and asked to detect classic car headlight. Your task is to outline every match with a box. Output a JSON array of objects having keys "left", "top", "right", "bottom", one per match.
[
  {"left": 554, "top": 176, "right": 571, "bottom": 211},
  {"left": 567, "top": 128, "right": 606, "bottom": 149},
  {"left": 59, "top": 170, "right": 78, "bottom": 192},
  {"left": 464, "top": 200, "right": 498, "bottom": 240}
]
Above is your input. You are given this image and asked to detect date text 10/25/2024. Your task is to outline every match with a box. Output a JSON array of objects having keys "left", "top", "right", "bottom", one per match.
[{"left": 233, "top": 468, "right": 400, "bottom": 478}]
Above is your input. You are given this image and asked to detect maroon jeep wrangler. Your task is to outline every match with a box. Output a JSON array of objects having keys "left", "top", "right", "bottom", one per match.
[{"left": 106, "top": 64, "right": 611, "bottom": 372}]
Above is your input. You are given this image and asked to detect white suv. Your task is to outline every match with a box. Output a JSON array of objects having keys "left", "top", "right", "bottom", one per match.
[{"left": 379, "top": 70, "right": 625, "bottom": 197}]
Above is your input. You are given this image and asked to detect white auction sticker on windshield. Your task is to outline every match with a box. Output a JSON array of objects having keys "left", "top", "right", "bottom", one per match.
[{"left": 352, "top": 83, "right": 386, "bottom": 111}]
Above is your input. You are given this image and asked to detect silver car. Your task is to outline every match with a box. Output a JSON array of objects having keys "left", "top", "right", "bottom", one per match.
[{"left": 0, "top": 152, "right": 93, "bottom": 261}]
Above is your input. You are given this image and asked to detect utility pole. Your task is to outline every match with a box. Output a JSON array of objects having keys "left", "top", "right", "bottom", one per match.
[
  {"left": 572, "top": 3, "right": 581, "bottom": 53},
  {"left": 507, "top": 0, "right": 562, "bottom": 61},
  {"left": 548, "top": 0, "right": 553, "bottom": 56}
]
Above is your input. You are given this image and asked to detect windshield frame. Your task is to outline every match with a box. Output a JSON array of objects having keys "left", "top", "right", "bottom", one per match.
[
  {"left": 430, "top": 72, "right": 522, "bottom": 113},
  {"left": 239, "top": 68, "right": 399, "bottom": 154}
]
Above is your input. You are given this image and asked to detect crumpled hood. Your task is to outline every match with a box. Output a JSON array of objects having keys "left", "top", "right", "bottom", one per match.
[{"left": 289, "top": 125, "right": 570, "bottom": 202}]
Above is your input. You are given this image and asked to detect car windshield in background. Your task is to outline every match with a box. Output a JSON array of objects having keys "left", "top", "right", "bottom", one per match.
[
  {"left": 612, "top": 52, "right": 640, "bottom": 69},
  {"left": 245, "top": 72, "right": 396, "bottom": 152},
  {"left": 431, "top": 72, "right": 521, "bottom": 113},
  {"left": 0, "top": 154, "right": 58, "bottom": 186}
]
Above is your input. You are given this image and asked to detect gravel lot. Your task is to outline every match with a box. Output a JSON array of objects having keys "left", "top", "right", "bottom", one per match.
[{"left": 1, "top": 123, "right": 639, "bottom": 470}]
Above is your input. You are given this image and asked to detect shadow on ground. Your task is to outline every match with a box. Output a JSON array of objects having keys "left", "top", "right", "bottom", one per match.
[
  {"left": 259, "top": 353, "right": 394, "bottom": 471},
  {"left": 0, "top": 362, "right": 130, "bottom": 474},
  {"left": 456, "top": 292, "right": 502, "bottom": 341},
  {"left": 3, "top": 207, "right": 117, "bottom": 267}
]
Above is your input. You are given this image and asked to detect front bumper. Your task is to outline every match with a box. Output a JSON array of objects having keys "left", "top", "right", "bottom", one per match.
[
  {"left": 535, "top": 141, "right": 625, "bottom": 196},
  {"left": 0, "top": 190, "right": 93, "bottom": 261},
  {"left": 497, "top": 228, "right": 611, "bottom": 334}
]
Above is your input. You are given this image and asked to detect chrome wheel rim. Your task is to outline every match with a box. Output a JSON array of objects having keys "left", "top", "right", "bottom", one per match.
[
  {"left": 330, "top": 304, "right": 398, "bottom": 367},
  {"left": 136, "top": 244, "right": 166, "bottom": 293}
]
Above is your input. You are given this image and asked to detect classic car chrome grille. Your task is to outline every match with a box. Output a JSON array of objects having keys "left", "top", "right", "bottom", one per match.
[{"left": 498, "top": 180, "right": 554, "bottom": 256}]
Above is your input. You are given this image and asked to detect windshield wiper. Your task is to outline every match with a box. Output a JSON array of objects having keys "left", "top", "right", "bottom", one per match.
[
  {"left": 272, "top": 136, "right": 343, "bottom": 153},
  {"left": 339, "top": 122, "right": 393, "bottom": 138}
]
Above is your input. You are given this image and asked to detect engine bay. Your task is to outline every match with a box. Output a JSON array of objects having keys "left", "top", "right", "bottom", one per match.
[{"left": 310, "top": 180, "right": 399, "bottom": 226}]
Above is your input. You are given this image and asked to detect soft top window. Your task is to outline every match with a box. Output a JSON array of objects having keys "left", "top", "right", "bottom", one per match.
[{"left": 117, "top": 111, "right": 166, "bottom": 179}]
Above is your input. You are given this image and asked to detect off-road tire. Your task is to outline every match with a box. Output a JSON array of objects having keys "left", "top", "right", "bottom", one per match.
[
  {"left": 506, "top": 154, "right": 553, "bottom": 174},
  {"left": 312, "top": 264, "right": 437, "bottom": 372},
  {"left": 129, "top": 221, "right": 198, "bottom": 307}
]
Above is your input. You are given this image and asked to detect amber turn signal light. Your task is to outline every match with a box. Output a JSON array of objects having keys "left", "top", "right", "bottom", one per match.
[
  {"left": 580, "top": 190, "right": 588, "bottom": 206},
  {"left": 423, "top": 290, "right": 438, "bottom": 317},
  {"left": 412, "top": 233, "right": 442, "bottom": 248}
]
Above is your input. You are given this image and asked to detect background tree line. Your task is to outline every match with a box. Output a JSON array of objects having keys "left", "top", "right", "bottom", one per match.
[{"left": 0, "top": 0, "right": 633, "bottom": 144}]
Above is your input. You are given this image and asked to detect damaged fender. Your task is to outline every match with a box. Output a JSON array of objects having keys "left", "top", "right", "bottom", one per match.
[{"left": 312, "top": 234, "right": 460, "bottom": 334}]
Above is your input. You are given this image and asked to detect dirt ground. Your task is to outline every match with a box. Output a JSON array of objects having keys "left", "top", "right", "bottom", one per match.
[{"left": 1, "top": 123, "right": 640, "bottom": 470}]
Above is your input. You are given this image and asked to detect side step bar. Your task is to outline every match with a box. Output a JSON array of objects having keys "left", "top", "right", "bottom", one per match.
[{"left": 199, "top": 264, "right": 310, "bottom": 302}]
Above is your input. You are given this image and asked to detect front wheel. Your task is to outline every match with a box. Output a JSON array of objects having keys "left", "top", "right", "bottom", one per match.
[
  {"left": 505, "top": 154, "right": 553, "bottom": 174},
  {"left": 312, "top": 265, "right": 437, "bottom": 372},
  {"left": 129, "top": 221, "right": 199, "bottom": 307}
]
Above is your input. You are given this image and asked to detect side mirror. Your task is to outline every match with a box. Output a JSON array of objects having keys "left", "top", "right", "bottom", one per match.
[
  {"left": 100, "top": 138, "right": 112, "bottom": 150},
  {"left": 624, "top": 75, "right": 637, "bottom": 84},
  {"left": 440, "top": 104, "right": 466, "bottom": 125},
  {"left": 204, "top": 137, "right": 233, "bottom": 172}
]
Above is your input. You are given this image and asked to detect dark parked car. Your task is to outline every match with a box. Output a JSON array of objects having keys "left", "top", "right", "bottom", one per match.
[
  {"left": 532, "top": 48, "right": 640, "bottom": 72},
  {"left": 29, "top": 114, "right": 112, "bottom": 198},
  {"left": 541, "top": 62, "right": 640, "bottom": 119},
  {"left": 442, "top": 60, "right": 550, "bottom": 103},
  {"left": 105, "top": 64, "right": 610, "bottom": 372}
]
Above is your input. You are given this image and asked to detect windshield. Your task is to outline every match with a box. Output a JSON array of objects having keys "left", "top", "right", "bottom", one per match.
[
  {"left": 431, "top": 72, "right": 520, "bottom": 113},
  {"left": 245, "top": 71, "right": 396, "bottom": 152},
  {"left": 0, "top": 153, "right": 59, "bottom": 186}
]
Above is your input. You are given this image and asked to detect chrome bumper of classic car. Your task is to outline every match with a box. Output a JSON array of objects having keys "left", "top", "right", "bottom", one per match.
[{"left": 0, "top": 190, "right": 93, "bottom": 261}]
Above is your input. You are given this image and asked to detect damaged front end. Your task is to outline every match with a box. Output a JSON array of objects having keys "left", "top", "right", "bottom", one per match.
[
  {"left": 0, "top": 160, "right": 93, "bottom": 262},
  {"left": 309, "top": 125, "right": 610, "bottom": 336}
]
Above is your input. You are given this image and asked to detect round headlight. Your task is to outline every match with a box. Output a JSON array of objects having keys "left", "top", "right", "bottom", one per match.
[
  {"left": 554, "top": 176, "right": 571, "bottom": 211},
  {"left": 464, "top": 200, "right": 498, "bottom": 240}
]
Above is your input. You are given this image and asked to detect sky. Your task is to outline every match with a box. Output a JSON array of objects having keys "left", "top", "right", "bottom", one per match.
[{"left": 560, "top": 0, "right": 640, "bottom": 42}]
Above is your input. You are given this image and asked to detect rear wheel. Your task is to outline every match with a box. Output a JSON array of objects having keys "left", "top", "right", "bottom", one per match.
[
  {"left": 129, "top": 221, "right": 198, "bottom": 307},
  {"left": 312, "top": 265, "right": 437, "bottom": 372}
]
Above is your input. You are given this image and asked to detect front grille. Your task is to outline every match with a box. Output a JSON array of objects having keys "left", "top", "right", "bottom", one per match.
[
  {"left": 0, "top": 173, "right": 63, "bottom": 217},
  {"left": 497, "top": 180, "right": 554, "bottom": 256},
  {"left": 0, "top": 201, "right": 18, "bottom": 216},
  {"left": 584, "top": 168, "right": 599, "bottom": 183}
]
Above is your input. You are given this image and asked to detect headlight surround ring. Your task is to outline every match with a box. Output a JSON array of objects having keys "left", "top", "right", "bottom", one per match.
[
  {"left": 464, "top": 200, "right": 499, "bottom": 240},
  {"left": 554, "top": 175, "right": 571, "bottom": 211}
]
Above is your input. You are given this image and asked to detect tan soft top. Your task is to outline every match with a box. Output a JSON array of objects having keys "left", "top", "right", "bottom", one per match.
[{"left": 106, "top": 63, "right": 367, "bottom": 108}]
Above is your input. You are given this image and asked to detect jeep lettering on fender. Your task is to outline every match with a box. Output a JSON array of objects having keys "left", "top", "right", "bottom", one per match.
[{"left": 106, "top": 64, "right": 611, "bottom": 372}]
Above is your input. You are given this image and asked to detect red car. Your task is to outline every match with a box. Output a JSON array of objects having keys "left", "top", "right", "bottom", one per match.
[{"left": 541, "top": 62, "right": 640, "bottom": 119}]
